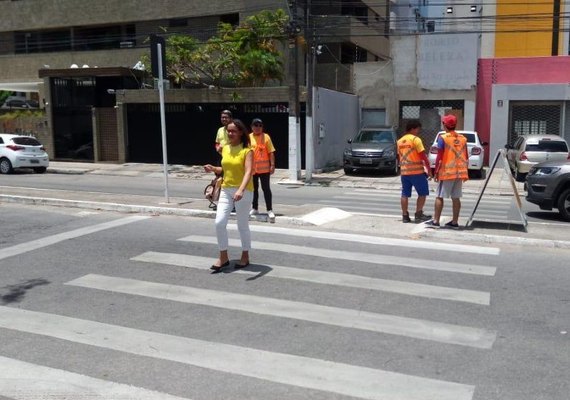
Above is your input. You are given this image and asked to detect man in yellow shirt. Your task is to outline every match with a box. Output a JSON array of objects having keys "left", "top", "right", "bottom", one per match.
[{"left": 215, "top": 110, "right": 232, "bottom": 154}]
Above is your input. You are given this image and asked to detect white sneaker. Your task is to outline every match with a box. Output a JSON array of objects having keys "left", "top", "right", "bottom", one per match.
[
  {"left": 249, "top": 209, "right": 259, "bottom": 216},
  {"left": 268, "top": 210, "right": 275, "bottom": 223}
]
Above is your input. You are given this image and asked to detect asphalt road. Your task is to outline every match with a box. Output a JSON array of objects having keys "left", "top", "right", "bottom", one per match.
[
  {"left": 0, "top": 204, "right": 568, "bottom": 400},
  {"left": 0, "top": 171, "right": 563, "bottom": 224}
]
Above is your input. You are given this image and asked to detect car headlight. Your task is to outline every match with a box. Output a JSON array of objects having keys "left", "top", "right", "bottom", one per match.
[
  {"left": 343, "top": 149, "right": 352, "bottom": 157},
  {"left": 383, "top": 150, "right": 395, "bottom": 158},
  {"left": 530, "top": 167, "right": 560, "bottom": 176}
]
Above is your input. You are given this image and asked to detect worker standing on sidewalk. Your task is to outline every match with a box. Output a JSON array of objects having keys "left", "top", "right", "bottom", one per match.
[
  {"left": 248, "top": 118, "right": 276, "bottom": 223},
  {"left": 425, "top": 114, "right": 469, "bottom": 229},
  {"left": 397, "top": 120, "right": 433, "bottom": 223}
]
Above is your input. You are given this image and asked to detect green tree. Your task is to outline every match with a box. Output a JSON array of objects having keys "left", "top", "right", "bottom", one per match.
[{"left": 146, "top": 9, "right": 288, "bottom": 89}]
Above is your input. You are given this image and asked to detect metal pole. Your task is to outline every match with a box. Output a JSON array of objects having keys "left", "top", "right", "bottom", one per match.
[
  {"left": 157, "top": 42, "right": 169, "bottom": 203},
  {"left": 287, "top": 0, "right": 301, "bottom": 182},
  {"left": 305, "top": 0, "right": 314, "bottom": 182}
]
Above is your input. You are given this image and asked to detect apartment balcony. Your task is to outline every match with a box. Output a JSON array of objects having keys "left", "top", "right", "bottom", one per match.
[{"left": 313, "top": 15, "right": 390, "bottom": 60}]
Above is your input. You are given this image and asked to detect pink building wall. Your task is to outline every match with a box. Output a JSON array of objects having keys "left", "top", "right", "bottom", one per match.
[{"left": 476, "top": 56, "right": 570, "bottom": 164}]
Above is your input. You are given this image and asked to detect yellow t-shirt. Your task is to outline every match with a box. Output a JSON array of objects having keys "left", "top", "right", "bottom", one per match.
[
  {"left": 216, "top": 126, "right": 229, "bottom": 148},
  {"left": 221, "top": 144, "right": 254, "bottom": 191}
]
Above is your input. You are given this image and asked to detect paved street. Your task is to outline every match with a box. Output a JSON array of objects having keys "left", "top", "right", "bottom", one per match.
[{"left": 0, "top": 204, "right": 568, "bottom": 399}]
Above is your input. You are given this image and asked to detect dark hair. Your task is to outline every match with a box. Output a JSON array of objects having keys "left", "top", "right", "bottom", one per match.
[
  {"left": 406, "top": 120, "right": 422, "bottom": 131},
  {"left": 229, "top": 119, "right": 250, "bottom": 147},
  {"left": 221, "top": 109, "right": 232, "bottom": 118}
]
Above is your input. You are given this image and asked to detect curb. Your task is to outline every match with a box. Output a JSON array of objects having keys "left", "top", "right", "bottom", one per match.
[
  {"left": 0, "top": 194, "right": 316, "bottom": 227},
  {"left": 419, "top": 228, "right": 570, "bottom": 249}
]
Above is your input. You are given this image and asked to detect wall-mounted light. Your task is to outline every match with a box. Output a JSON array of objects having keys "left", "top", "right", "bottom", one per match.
[
  {"left": 446, "top": 7, "right": 453, "bottom": 14},
  {"left": 470, "top": 5, "right": 477, "bottom": 12},
  {"left": 497, "top": 100, "right": 504, "bottom": 107}
]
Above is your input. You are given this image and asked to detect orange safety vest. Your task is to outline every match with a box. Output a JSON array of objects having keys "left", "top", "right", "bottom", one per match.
[
  {"left": 438, "top": 132, "right": 468, "bottom": 181},
  {"left": 397, "top": 134, "right": 425, "bottom": 176},
  {"left": 251, "top": 133, "right": 271, "bottom": 175}
]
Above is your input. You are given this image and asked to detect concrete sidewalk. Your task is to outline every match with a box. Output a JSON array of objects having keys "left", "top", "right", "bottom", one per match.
[{"left": 1, "top": 161, "right": 569, "bottom": 249}]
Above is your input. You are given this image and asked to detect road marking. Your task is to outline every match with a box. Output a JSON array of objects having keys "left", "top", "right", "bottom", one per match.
[
  {"left": 67, "top": 274, "right": 495, "bottom": 348},
  {"left": 231, "top": 224, "right": 500, "bottom": 255},
  {"left": 180, "top": 236, "right": 497, "bottom": 276},
  {"left": 0, "top": 356, "right": 190, "bottom": 399},
  {"left": 0, "top": 306, "right": 474, "bottom": 400},
  {"left": 0, "top": 216, "right": 150, "bottom": 261},
  {"left": 343, "top": 191, "right": 514, "bottom": 204},
  {"left": 132, "top": 252, "right": 490, "bottom": 305}
]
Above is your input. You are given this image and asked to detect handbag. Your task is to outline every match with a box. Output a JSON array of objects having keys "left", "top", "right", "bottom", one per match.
[{"left": 204, "top": 175, "right": 222, "bottom": 208}]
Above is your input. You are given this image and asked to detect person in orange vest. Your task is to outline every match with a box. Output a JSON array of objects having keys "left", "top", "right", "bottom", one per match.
[
  {"left": 425, "top": 114, "right": 469, "bottom": 229},
  {"left": 397, "top": 120, "right": 433, "bottom": 223},
  {"left": 248, "top": 118, "right": 277, "bottom": 223}
]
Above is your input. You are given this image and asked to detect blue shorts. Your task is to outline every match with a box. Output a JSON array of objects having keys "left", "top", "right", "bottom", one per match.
[{"left": 401, "top": 173, "right": 429, "bottom": 197}]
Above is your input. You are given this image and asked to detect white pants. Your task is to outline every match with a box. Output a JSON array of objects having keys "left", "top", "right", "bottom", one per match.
[{"left": 215, "top": 188, "right": 253, "bottom": 251}]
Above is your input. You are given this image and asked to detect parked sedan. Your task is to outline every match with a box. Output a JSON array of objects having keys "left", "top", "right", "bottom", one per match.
[
  {"left": 428, "top": 130, "right": 487, "bottom": 179},
  {"left": 343, "top": 128, "right": 399, "bottom": 175},
  {"left": 0, "top": 133, "right": 49, "bottom": 174},
  {"left": 506, "top": 134, "right": 569, "bottom": 182},
  {"left": 526, "top": 160, "right": 570, "bottom": 220}
]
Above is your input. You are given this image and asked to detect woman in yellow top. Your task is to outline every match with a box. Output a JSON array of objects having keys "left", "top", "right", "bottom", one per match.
[
  {"left": 248, "top": 118, "right": 276, "bottom": 223},
  {"left": 204, "top": 119, "right": 253, "bottom": 271}
]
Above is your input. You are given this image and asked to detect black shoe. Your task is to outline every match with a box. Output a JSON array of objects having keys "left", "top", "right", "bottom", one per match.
[
  {"left": 402, "top": 214, "right": 411, "bottom": 223},
  {"left": 210, "top": 260, "right": 230, "bottom": 271},
  {"left": 424, "top": 220, "right": 440, "bottom": 229},
  {"left": 414, "top": 211, "right": 432, "bottom": 222},
  {"left": 444, "top": 221, "right": 460, "bottom": 230}
]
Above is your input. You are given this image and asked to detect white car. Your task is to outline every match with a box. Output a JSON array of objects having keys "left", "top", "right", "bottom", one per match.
[
  {"left": 428, "top": 130, "right": 487, "bottom": 179},
  {"left": 0, "top": 133, "right": 49, "bottom": 174}
]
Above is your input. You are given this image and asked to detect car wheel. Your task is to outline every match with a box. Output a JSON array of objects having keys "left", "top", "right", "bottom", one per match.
[
  {"left": 471, "top": 168, "right": 483, "bottom": 179},
  {"left": 343, "top": 167, "right": 353, "bottom": 175},
  {"left": 0, "top": 158, "right": 13, "bottom": 174},
  {"left": 557, "top": 188, "right": 570, "bottom": 221},
  {"left": 514, "top": 168, "right": 526, "bottom": 182},
  {"left": 34, "top": 167, "right": 47, "bottom": 174}
]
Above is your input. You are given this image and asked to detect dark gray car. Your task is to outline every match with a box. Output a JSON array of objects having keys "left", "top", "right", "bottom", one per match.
[
  {"left": 343, "top": 128, "right": 398, "bottom": 175},
  {"left": 526, "top": 160, "right": 570, "bottom": 220}
]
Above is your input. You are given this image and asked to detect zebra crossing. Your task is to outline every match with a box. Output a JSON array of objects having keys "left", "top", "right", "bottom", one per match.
[
  {"left": 0, "top": 217, "right": 502, "bottom": 400},
  {"left": 317, "top": 188, "right": 516, "bottom": 220}
]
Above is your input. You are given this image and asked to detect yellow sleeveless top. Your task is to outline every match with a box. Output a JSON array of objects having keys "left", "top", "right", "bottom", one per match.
[{"left": 221, "top": 144, "right": 253, "bottom": 191}]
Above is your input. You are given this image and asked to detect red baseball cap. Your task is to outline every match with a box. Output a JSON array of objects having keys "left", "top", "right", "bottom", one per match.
[{"left": 442, "top": 114, "right": 457, "bottom": 128}]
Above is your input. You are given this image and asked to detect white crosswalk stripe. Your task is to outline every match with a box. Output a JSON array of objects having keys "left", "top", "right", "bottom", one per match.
[
  {"left": 0, "top": 356, "right": 190, "bottom": 400},
  {"left": 316, "top": 188, "right": 515, "bottom": 220},
  {"left": 132, "top": 252, "right": 491, "bottom": 304},
  {"left": 0, "top": 306, "right": 475, "bottom": 400},
  {"left": 66, "top": 274, "right": 496, "bottom": 348},
  {"left": 230, "top": 224, "right": 501, "bottom": 255},
  {"left": 179, "top": 235, "right": 497, "bottom": 276}
]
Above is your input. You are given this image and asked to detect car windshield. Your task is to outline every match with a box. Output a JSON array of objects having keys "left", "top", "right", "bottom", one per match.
[
  {"left": 525, "top": 140, "right": 568, "bottom": 152},
  {"left": 12, "top": 137, "right": 42, "bottom": 146},
  {"left": 355, "top": 130, "right": 394, "bottom": 143}
]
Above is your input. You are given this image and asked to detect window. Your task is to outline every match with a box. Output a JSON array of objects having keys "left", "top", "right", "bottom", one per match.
[{"left": 526, "top": 140, "right": 568, "bottom": 152}]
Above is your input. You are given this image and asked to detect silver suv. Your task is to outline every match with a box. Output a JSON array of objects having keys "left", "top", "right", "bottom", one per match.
[
  {"left": 526, "top": 160, "right": 570, "bottom": 221},
  {"left": 343, "top": 127, "right": 398, "bottom": 175}
]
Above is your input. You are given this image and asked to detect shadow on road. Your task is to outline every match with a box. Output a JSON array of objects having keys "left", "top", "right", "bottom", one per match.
[{"left": 1, "top": 278, "right": 50, "bottom": 305}]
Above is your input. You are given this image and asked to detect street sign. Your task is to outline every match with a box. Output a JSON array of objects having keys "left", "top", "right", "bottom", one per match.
[{"left": 466, "top": 149, "right": 528, "bottom": 229}]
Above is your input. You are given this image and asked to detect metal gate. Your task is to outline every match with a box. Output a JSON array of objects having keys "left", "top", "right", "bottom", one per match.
[
  {"left": 508, "top": 101, "right": 563, "bottom": 146},
  {"left": 399, "top": 99, "right": 464, "bottom": 144}
]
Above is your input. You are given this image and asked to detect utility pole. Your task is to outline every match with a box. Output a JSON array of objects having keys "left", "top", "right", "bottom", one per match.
[
  {"left": 287, "top": 0, "right": 301, "bottom": 182},
  {"left": 305, "top": 0, "right": 315, "bottom": 182}
]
